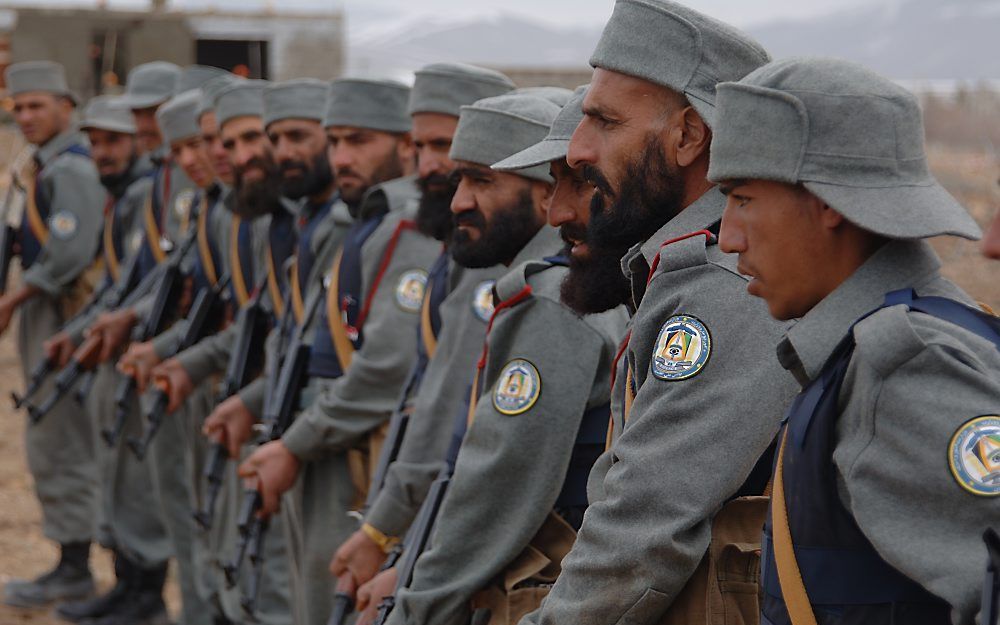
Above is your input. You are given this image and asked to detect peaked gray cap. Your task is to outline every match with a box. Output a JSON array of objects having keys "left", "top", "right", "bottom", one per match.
[
  {"left": 450, "top": 94, "right": 560, "bottom": 182},
  {"left": 409, "top": 63, "right": 516, "bottom": 117},
  {"left": 494, "top": 85, "right": 587, "bottom": 171},
  {"left": 323, "top": 78, "right": 411, "bottom": 133},
  {"left": 156, "top": 90, "right": 202, "bottom": 144},
  {"left": 515, "top": 86, "right": 574, "bottom": 107},
  {"left": 80, "top": 95, "right": 136, "bottom": 134},
  {"left": 590, "top": 0, "right": 769, "bottom": 128},
  {"left": 264, "top": 78, "right": 328, "bottom": 127},
  {"left": 177, "top": 65, "right": 231, "bottom": 95},
  {"left": 215, "top": 80, "right": 267, "bottom": 129},
  {"left": 197, "top": 74, "right": 243, "bottom": 118},
  {"left": 708, "top": 57, "right": 980, "bottom": 241},
  {"left": 117, "top": 61, "right": 181, "bottom": 109},
  {"left": 5, "top": 61, "right": 77, "bottom": 104}
]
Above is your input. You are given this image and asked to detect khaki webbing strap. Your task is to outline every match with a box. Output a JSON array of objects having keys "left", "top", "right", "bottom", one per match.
[
  {"left": 266, "top": 244, "right": 285, "bottom": 319},
  {"left": 143, "top": 193, "right": 167, "bottom": 264},
  {"left": 772, "top": 429, "right": 818, "bottom": 625},
  {"left": 290, "top": 259, "right": 305, "bottom": 325},
  {"left": 606, "top": 363, "right": 636, "bottom": 452},
  {"left": 419, "top": 280, "right": 439, "bottom": 360},
  {"left": 22, "top": 163, "right": 50, "bottom": 246},
  {"left": 465, "top": 369, "right": 481, "bottom": 426},
  {"left": 229, "top": 216, "right": 250, "bottom": 306},
  {"left": 326, "top": 250, "right": 356, "bottom": 373},
  {"left": 102, "top": 197, "right": 120, "bottom": 281},
  {"left": 196, "top": 196, "right": 218, "bottom": 286}
]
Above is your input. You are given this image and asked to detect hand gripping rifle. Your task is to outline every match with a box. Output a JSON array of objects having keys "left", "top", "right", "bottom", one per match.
[
  {"left": 127, "top": 273, "right": 233, "bottom": 460},
  {"left": 224, "top": 288, "right": 322, "bottom": 617},
  {"left": 100, "top": 229, "right": 198, "bottom": 447},
  {"left": 193, "top": 275, "right": 271, "bottom": 531}
]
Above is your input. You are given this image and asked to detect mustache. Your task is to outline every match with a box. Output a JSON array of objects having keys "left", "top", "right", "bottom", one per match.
[
  {"left": 418, "top": 173, "right": 452, "bottom": 189},
  {"left": 95, "top": 158, "right": 118, "bottom": 169},
  {"left": 279, "top": 160, "right": 308, "bottom": 176},
  {"left": 235, "top": 156, "right": 273, "bottom": 179},
  {"left": 579, "top": 164, "right": 614, "bottom": 198},
  {"left": 560, "top": 222, "right": 588, "bottom": 247},
  {"left": 336, "top": 166, "right": 361, "bottom": 180},
  {"left": 453, "top": 209, "right": 485, "bottom": 230}
]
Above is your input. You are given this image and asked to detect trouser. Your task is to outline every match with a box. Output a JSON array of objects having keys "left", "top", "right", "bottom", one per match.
[
  {"left": 90, "top": 364, "right": 170, "bottom": 562},
  {"left": 18, "top": 295, "right": 98, "bottom": 545}
]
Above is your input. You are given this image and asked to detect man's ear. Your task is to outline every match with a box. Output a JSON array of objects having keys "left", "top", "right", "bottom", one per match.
[
  {"left": 531, "top": 179, "right": 555, "bottom": 215},
  {"left": 674, "top": 106, "right": 711, "bottom": 168}
]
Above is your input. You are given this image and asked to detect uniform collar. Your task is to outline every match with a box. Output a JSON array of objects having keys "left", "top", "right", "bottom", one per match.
[
  {"left": 300, "top": 187, "right": 338, "bottom": 219},
  {"left": 510, "top": 225, "right": 562, "bottom": 268},
  {"left": 35, "top": 128, "right": 82, "bottom": 167},
  {"left": 778, "top": 239, "right": 943, "bottom": 385}
]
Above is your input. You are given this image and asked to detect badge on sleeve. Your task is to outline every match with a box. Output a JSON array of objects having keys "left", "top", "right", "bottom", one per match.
[
  {"left": 395, "top": 270, "right": 427, "bottom": 313},
  {"left": 49, "top": 211, "right": 78, "bottom": 239},
  {"left": 472, "top": 280, "right": 496, "bottom": 322},
  {"left": 493, "top": 359, "right": 541, "bottom": 416},
  {"left": 948, "top": 415, "right": 1000, "bottom": 497},
  {"left": 651, "top": 314, "right": 711, "bottom": 381}
]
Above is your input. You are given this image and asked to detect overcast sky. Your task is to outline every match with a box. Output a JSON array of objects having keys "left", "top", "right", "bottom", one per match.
[{"left": 15, "top": 0, "right": 871, "bottom": 29}]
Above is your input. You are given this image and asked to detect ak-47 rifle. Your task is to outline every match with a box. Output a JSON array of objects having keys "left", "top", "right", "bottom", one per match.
[
  {"left": 326, "top": 575, "right": 357, "bottom": 625},
  {"left": 224, "top": 287, "right": 322, "bottom": 616},
  {"left": 100, "top": 229, "right": 198, "bottom": 447},
  {"left": 22, "top": 252, "right": 145, "bottom": 422},
  {"left": 193, "top": 276, "right": 271, "bottom": 531},
  {"left": 127, "top": 273, "right": 233, "bottom": 460}
]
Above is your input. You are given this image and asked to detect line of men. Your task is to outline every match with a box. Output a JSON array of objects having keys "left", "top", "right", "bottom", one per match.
[{"left": 1, "top": 1, "right": 997, "bottom": 625}]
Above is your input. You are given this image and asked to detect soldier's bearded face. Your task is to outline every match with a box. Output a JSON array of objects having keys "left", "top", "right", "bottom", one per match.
[
  {"left": 224, "top": 116, "right": 283, "bottom": 219},
  {"left": 268, "top": 118, "right": 333, "bottom": 200},
  {"left": 86, "top": 128, "right": 137, "bottom": 185},
  {"left": 416, "top": 173, "right": 457, "bottom": 242},
  {"left": 327, "top": 126, "right": 414, "bottom": 209},
  {"left": 450, "top": 163, "right": 545, "bottom": 268},
  {"left": 413, "top": 112, "right": 460, "bottom": 242},
  {"left": 199, "top": 111, "right": 233, "bottom": 186},
  {"left": 131, "top": 106, "right": 163, "bottom": 154}
]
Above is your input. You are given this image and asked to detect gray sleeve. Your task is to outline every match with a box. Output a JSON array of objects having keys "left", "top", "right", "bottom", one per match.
[
  {"left": 176, "top": 322, "right": 238, "bottom": 381},
  {"left": 281, "top": 234, "right": 439, "bottom": 461},
  {"left": 237, "top": 376, "right": 267, "bottom": 420},
  {"left": 23, "top": 157, "right": 104, "bottom": 295},
  {"left": 390, "top": 299, "right": 608, "bottom": 625},
  {"left": 151, "top": 323, "right": 184, "bottom": 360},
  {"left": 526, "top": 267, "right": 795, "bottom": 625}
]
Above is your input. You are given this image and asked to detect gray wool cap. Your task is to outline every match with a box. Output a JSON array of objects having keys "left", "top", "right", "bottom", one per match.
[
  {"left": 80, "top": 95, "right": 136, "bottom": 134},
  {"left": 215, "top": 80, "right": 267, "bottom": 129},
  {"left": 514, "top": 86, "right": 575, "bottom": 107},
  {"left": 590, "top": 0, "right": 769, "bottom": 127},
  {"left": 494, "top": 85, "right": 587, "bottom": 171},
  {"left": 450, "top": 93, "right": 560, "bottom": 182},
  {"left": 708, "top": 57, "right": 980, "bottom": 241},
  {"left": 197, "top": 74, "right": 242, "bottom": 118},
  {"left": 264, "top": 78, "right": 328, "bottom": 127},
  {"left": 156, "top": 90, "right": 202, "bottom": 144},
  {"left": 5, "top": 61, "right": 77, "bottom": 104},
  {"left": 177, "top": 64, "right": 230, "bottom": 95},
  {"left": 117, "top": 61, "right": 181, "bottom": 109},
  {"left": 409, "top": 63, "right": 516, "bottom": 117},
  {"left": 323, "top": 78, "right": 412, "bottom": 133}
]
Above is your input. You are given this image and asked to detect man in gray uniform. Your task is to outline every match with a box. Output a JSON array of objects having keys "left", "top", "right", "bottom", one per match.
[
  {"left": 330, "top": 62, "right": 516, "bottom": 604},
  {"left": 1, "top": 60, "right": 105, "bottom": 608},
  {"left": 236, "top": 77, "right": 441, "bottom": 625},
  {"left": 710, "top": 57, "right": 998, "bottom": 625},
  {"left": 388, "top": 91, "right": 628, "bottom": 625},
  {"left": 520, "top": 2, "right": 798, "bottom": 624}
]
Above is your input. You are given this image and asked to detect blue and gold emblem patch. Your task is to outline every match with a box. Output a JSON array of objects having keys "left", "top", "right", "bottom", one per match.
[
  {"left": 472, "top": 280, "right": 496, "bottom": 323},
  {"left": 493, "top": 359, "right": 540, "bottom": 416},
  {"left": 651, "top": 315, "right": 711, "bottom": 381},
  {"left": 949, "top": 415, "right": 1000, "bottom": 497},
  {"left": 395, "top": 270, "right": 427, "bottom": 313},
  {"left": 49, "top": 211, "right": 78, "bottom": 239}
]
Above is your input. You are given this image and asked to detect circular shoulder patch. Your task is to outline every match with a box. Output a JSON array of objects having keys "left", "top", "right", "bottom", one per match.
[
  {"left": 651, "top": 314, "right": 712, "bottom": 381},
  {"left": 395, "top": 269, "right": 427, "bottom": 313},
  {"left": 49, "top": 211, "right": 78, "bottom": 240},
  {"left": 948, "top": 415, "right": 1000, "bottom": 497},
  {"left": 472, "top": 280, "right": 496, "bottom": 323},
  {"left": 493, "top": 359, "right": 541, "bottom": 416},
  {"left": 173, "top": 190, "right": 196, "bottom": 220}
]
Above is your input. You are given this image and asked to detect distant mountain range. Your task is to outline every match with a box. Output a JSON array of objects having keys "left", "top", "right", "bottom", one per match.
[{"left": 347, "top": 0, "right": 1000, "bottom": 81}]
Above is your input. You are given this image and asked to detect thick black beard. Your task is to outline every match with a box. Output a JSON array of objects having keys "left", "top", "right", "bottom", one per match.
[
  {"left": 279, "top": 150, "right": 334, "bottom": 200},
  {"left": 233, "top": 154, "right": 283, "bottom": 219},
  {"left": 416, "top": 174, "right": 457, "bottom": 242},
  {"left": 583, "top": 133, "right": 685, "bottom": 252},
  {"left": 451, "top": 188, "right": 542, "bottom": 268},
  {"left": 560, "top": 241, "right": 632, "bottom": 314},
  {"left": 99, "top": 155, "right": 139, "bottom": 196},
  {"left": 339, "top": 149, "right": 405, "bottom": 214}
]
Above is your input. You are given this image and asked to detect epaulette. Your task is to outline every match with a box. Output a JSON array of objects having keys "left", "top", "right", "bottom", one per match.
[
  {"left": 852, "top": 305, "right": 925, "bottom": 378},
  {"left": 494, "top": 258, "right": 565, "bottom": 304},
  {"left": 647, "top": 229, "right": 715, "bottom": 284},
  {"left": 359, "top": 175, "right": 420, "bottom": 220}
]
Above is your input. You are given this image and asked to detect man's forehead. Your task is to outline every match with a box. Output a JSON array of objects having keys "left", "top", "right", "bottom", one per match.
[
  {"left": 13, "top": 91, "right": 58, "bottom": 105},
  {"left": 267, "top": 117, "right": 322, "bottom": 134},
  {"left": 585, "top": 68, "right": 673, "bottom": 114},
  {"left": 221, "top": 116, "right": 264, "bottom": 139}
]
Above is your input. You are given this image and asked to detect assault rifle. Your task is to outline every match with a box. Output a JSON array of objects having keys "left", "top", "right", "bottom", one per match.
[
  {"left": 127, "top": 273, "right": 233, "bottom": 460},
  {"left": 984, "top": 528, "right": 1000, "bottom": 625},
  {"left": 193, "top": 276, "right": 271, "bottom": 531}
]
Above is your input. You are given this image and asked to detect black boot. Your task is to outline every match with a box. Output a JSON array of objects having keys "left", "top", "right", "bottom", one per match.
[
  {"left": 55, "top": 551, "right": 136, "bottom": 622},
  {"left": 87, "top": 561, "right": 169, "bottom": 625},
  {"left": 3, "top": 541, "right": 94, "bottom": 608}
]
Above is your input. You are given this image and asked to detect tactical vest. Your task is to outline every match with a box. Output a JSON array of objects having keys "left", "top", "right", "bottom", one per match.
[
  {"left": 265, "top": 208, "right": 296, "bottom": 321},
  {"left": 762, "top": 289, "right": 1000, "bottom": 625},
  {"left": 20, "top": 144, "right": 91, "bottom": 268}
]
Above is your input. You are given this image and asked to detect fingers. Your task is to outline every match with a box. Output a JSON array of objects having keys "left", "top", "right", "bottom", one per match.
[
  {"left": 330, "top": 546, "right": 349, "bottom": 577},
  {"left": 356, "top": 578, "right": 374, "bottom": 612}
]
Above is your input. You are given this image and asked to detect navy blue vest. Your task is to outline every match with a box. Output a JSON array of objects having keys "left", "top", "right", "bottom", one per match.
[
  {"left": 20, "top": 144, "right": 91, "bottom": 268},
  {"left": 136, "top": 162, "right": 170, "bottom": 280},
  {"left": 191, "top": 193, "right": 223, "bottom": 293},
  {"left": 308, "top": 210, "right": 385, "bottom": 378},
  {"left": 267, "top": 208, "right": 297, "bottom": 310},
  {"left": 762, "top": 289, "right": 1000, "bottom": 625},
  {"left": 294, "top": 199, "right": 334, "bottom": 295},
  {"left": 231, "top": 215, "right": 256, "bottom": 306},
  {"left": 410, "top": 251, "right": 450, "bottom": 389}
]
